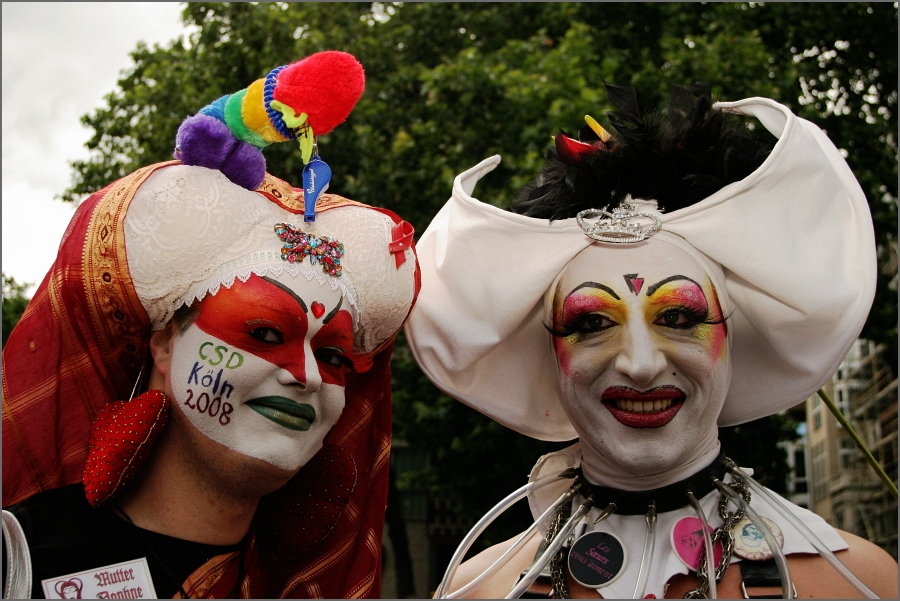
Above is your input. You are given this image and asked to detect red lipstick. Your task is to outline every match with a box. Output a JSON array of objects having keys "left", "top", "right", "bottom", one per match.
[{"left": 601, "top": 386, "right": 686, "bottom": 428}]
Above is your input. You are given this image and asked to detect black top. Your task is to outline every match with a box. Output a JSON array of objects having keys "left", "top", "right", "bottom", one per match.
[{"left": 4, "top": 484, "right": 239, "bottom": 599}]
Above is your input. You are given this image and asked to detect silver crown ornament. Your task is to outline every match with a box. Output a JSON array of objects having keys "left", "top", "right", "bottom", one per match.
[{"left": 576, "top": 202, "right": 662, "bottom": 243}]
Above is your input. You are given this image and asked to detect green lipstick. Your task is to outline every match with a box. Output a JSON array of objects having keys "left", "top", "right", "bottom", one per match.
[{"left": 246, "top": 396, "right": 316, "bottom": 431}]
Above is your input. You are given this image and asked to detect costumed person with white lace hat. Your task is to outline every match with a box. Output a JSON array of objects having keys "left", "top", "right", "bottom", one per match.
[
  {"left": 405, "top": 83, "right": 897, "bottom": 598},
  {"left": 2, "top": 51, "right": 419, "bottom": 599}
]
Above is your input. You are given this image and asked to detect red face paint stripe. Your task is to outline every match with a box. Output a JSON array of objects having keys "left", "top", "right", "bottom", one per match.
[
  {"left": 196, "top": 275, "right": 311, "bottom": 383},
  {"left": 311, "top": 311, "right": 356, "bottom": 386}
]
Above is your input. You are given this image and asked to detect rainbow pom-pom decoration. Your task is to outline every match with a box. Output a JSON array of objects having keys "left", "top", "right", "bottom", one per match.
[{"left": 174, "top": 51, "right": 365, "bottom": 190}]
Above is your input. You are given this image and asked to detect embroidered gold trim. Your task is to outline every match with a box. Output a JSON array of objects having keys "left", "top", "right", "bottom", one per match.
[
  {"left": 255, "top": 170, "right": 369, "bottom": 215},
  {"left": 82, "top": 162, "right": 177, "bottom": 397},
  {"left": 256, "top": 172, "right": 300, "bottom": 212},
  {"left": 315, "top": 193, "right": 368, "bottom": 212}
]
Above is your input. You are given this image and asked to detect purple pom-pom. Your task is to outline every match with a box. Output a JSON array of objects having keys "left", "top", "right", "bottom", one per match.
[
  {"left": 175, "top": 114, "right": 236, "bottom": 165},
  {"left": 175, "top": 114, "right": 266, "bottom": 190},
  {"left": 222, "top": 140, "right": 266, "bottom": 190}
]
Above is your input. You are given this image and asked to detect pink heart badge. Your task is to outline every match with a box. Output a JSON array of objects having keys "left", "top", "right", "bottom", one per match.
[{"left": 671, "top": 516, "right": 724, "bottom": 571}]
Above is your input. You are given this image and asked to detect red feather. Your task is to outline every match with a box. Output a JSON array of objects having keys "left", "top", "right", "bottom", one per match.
[{"left": 555, "top": 133, "right": 600, "bottom": 165}]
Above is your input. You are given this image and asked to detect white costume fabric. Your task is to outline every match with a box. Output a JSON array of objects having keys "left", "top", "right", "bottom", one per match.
[
  {"left": 527, "top": 445, "right": 849, "bottom": 600},
  {"left": 405, "top": 97, "right": 876, "bottom": 439},
  {"left": 125, "top": 165, "right": 417, "bottom": 354},
  {"left": 405, "top": 95, "right": 876, "bottom": 596}
]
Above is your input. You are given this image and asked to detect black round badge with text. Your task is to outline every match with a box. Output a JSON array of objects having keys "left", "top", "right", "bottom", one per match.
[{"left": 567, "top": 531, "right": 626, "bottom": 588}]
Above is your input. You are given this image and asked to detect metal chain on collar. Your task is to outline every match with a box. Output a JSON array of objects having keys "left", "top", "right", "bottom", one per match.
[
  {"left": 547, "top": 496, "right": 573, "bottom": 599},
  {"left": 683, "top": 480, "right": 751, "bottom": 599}
]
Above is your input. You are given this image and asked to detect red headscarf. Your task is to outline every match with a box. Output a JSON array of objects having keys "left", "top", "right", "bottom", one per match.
[{"left": 2, "top": 162, "right": 419, "bottom": 598}]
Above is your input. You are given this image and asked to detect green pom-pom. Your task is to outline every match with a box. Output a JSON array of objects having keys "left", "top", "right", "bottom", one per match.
[{"left": 224, "top": 89, "right": 269, "bottom": 148}]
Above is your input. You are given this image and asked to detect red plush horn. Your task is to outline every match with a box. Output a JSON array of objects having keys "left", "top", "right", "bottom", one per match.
[{"left": 273, "top": 51, "right": 366, "bottom": 136}]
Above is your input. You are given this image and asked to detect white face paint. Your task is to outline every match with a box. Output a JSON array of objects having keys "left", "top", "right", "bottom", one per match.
[
  {"left": 550, "top": 241, "right": 731, "bottom": 478},
  {"left": 169, "top": 272, "right": 357, "bottom": 472}
]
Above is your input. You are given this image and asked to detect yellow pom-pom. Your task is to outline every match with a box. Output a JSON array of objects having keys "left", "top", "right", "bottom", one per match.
[{"left": 243, "top": 79, "right": 289, "bottom": 143}]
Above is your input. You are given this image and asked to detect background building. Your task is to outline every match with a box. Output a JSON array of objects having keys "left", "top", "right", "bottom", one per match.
[
  {"left": 806, "top": 338, "right": 898, "bottom": 559},
  {"left": 780, "top": 405, "right": 811, "bottom": 509}
]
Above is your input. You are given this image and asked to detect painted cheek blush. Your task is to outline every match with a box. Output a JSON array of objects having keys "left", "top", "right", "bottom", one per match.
[
  {"left": 552, "top": 336, "right": 573, "bottom": 376},
  {"left": 700, "top": 320, "right": 728, "bottom": 360},
  {"left": 699, "top": 285, "right": 728, "bottom": 359}
]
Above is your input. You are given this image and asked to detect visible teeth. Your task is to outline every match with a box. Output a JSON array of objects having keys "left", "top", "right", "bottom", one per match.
[{"left": 617, "top": 399, "right": 673, "bottom": 413}]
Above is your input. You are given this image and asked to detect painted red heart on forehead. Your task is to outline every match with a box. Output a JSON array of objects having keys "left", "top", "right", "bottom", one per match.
[{"left": 311, "top": 301, "right": 326, "bottom": 318}]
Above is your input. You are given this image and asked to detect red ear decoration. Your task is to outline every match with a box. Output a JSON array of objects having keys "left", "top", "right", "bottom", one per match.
[{"left": 83, "top": 391, "right": 170, "bottom": 507}]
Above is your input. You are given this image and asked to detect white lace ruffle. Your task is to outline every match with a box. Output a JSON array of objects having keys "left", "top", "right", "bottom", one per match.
[
  {"left": 177, "top": 259, "right": 360, "bottom": 331},
  {"left": 124, "top": 165, "right": 415, "bottom": 354}
]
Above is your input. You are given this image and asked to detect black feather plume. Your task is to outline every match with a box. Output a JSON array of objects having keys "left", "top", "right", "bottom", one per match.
[{"left": 511, "top": 83, "right": 775, "bottom": 220}]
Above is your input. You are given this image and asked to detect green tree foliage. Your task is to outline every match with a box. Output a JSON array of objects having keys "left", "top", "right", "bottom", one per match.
[
  {"left": 749, "top": 2, "right": 899, "bottom": 372},
  {"left": 2, "top": 274, "right": 31, "bottom": 347},
  {"left": 64, "top": 4, "right": 897, "bottom": 351},
  {"left": 61, "top": 1, "right": 896, "bottom": 556}
]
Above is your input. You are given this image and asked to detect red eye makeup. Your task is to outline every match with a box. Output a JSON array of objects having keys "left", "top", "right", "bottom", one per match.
[{"left": 195, "top": 275, "right": 353, "bottom": 384}]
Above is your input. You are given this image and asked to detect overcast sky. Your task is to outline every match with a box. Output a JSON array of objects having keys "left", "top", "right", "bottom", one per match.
[{"left": 2, "top": 2, "right": 188, "bottom": 294}]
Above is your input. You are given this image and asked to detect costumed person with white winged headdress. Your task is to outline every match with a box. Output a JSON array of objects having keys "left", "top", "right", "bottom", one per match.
[
  {"left": 405, "top": 83, "right": 897, "bottom": 598},
  {"left": 2, "top": 51, "right": 419, "bottom": 599}
]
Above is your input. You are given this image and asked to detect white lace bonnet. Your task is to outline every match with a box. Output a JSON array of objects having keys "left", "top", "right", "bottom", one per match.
[
  {"left": 123, "top": 165, "right": 417, "bottom": 355},
  {"left": 404, "top": 97, "right": 877, "bottom": 440},
  {"left": 118, "top": 51, "right": 416, "bottom": 356}
]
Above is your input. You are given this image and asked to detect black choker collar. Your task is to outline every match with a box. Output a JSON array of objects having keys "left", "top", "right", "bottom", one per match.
[{"left": 575, "top": 451, "right": 729, "bottom": 515}]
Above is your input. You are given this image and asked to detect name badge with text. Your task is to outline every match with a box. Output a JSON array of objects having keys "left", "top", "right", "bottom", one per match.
[{"left": 41, "top": 557, "right": 157, "bottom": 599}]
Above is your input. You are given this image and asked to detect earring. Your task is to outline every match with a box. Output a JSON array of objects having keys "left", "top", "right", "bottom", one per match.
[{"left": 83, "top": 388, "right": 171, "bottom": 508}]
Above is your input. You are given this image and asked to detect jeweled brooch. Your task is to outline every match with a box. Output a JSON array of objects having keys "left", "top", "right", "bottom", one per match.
[{"left": 274, "top": 223, "right": 344, "bottom": 276}]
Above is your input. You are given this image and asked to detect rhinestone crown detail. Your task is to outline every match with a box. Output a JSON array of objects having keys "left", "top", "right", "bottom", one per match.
[{"left": 576, "top": 203, "right": 662, "bottom": 244}]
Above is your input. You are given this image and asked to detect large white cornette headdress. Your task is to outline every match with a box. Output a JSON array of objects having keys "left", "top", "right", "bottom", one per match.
[{"left": 405, "top": 97, "right": 876, "bottom": 440}]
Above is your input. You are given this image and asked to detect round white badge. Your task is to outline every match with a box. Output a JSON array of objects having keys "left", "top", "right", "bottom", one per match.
[{"left": 731, "top": 515, "right": 784, "bottom": 561}]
